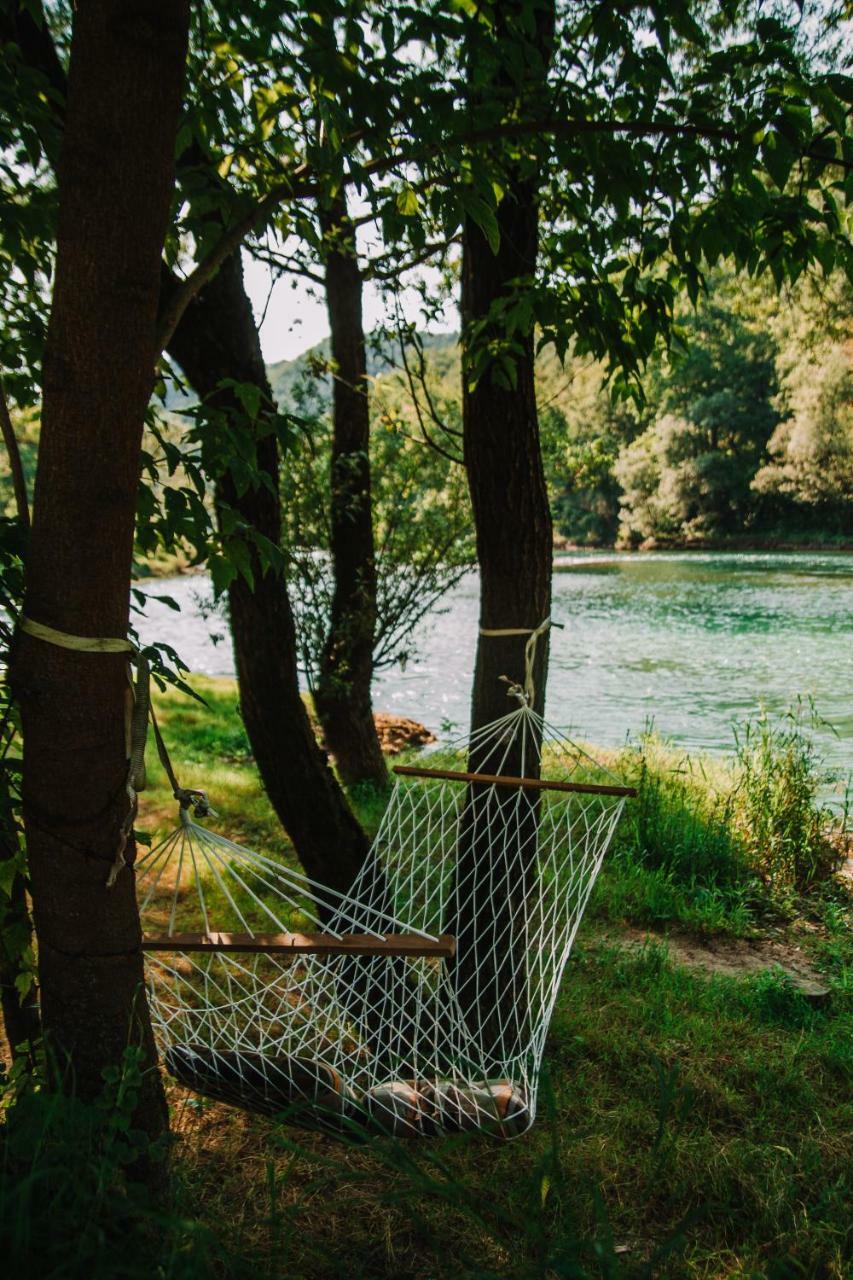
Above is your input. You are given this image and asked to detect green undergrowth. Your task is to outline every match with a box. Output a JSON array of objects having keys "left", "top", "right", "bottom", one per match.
[
  {"left": 3, "top": 677, "right": 850, "bottom": 1278},
  {"left": 2, "top": 943, "right": 850, "bottom": 1278},
  {"left": 202, "top": 943, "right": 851, "bottom": 1279},
  {"left": 141, "top": 676, "right": 849, "bottom": 943}
]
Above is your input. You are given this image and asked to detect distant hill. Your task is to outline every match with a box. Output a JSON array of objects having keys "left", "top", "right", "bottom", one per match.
[
  {"left": 267, "top": 329, "right": 460, "bottom": 409},
  {"left": 164, "top": 329, "right": 460, "bottom": 413}
]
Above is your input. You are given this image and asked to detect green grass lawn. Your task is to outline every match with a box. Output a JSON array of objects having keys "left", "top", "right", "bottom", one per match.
[
  {"left": 164, "top": 939, "right": 850, "bottom": 1280},
  {"left": 125, "top": 677, "right": 852, "bottom": 1279},
  {"left": 4, "top": 676, "right": 848, "bottom": 1280}
]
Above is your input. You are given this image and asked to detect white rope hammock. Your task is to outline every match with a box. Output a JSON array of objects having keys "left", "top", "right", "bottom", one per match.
[
  {"left": 136, "top": 696, "right": 633, "bottom": 1140},
  {"left": 19, "top": 611, "right": 633, "bottom": 1140}
]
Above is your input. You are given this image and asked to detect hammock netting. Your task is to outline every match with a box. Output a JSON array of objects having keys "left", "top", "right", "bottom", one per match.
[{"left": 137, "top": 702, "right": 629, "bottom": 1139}]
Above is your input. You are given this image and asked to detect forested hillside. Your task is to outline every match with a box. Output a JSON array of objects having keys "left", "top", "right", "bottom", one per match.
[
  {"left": 270, "top": 265, "right": 852, "bottom": 551},
  {"left": 4, "top": 265, "right": 849, "bottom": 572}
]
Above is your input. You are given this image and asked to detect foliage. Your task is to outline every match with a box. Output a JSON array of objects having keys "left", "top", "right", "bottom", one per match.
[
  {"left": 596, "top": 703, "right": 848, "bottom": 929},
  {"left": 754, "top": 272, "right": 853, "bottom": 521},
  {"left": 756, "top": 342, "right": 853, "bottom": 511},
  {"left": 2, "top": 0, "right": 852, "bottom": 583},
  {"left": 237, "top": 265, "right": 853, "bottom": 556},
  {"left": 614, "top": 284, "right": 782, "bottom": 543},
  {"left": 546, "top": 265, "right": 852, "bottom": 547},
  {"left": 281, "top": 356, "right": 473, "bottom": 684},
  {"left": 0, "top": 1049, "right": 250, "bottom": 1280},
  {"left": 0, "top": 5, "right": 60, "bottom": 409},
  {"left": 733, "top": 700, "right": 848, "bottom": 895}
]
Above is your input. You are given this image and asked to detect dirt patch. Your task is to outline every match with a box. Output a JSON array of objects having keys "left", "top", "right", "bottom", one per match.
[
  {"left": 374, "top": 713, "right": 436, "bottom": 755},
  {"left": 601, "top": 925, "right": 831, "bottom": 1001}
]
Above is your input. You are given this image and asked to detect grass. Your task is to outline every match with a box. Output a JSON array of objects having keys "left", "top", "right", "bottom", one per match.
[
  {"left": 4, "top": 942, "right": 849, "bottom": 1278},
  {"left": 3, "top": 675, "right": 850, "bottom": 1278},
  {"left": 161, "top": 942, "right": 850, "bottom": 1280},
  {"left": 143, "top": 677, "right": 848, "bottom": 942}
]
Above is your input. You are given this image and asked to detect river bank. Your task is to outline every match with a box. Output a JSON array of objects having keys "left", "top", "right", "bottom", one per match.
[
  {"left": 136, "top": 536, "right": 853, "bottom": 583},
  {"left": 137, "top": 551, "right": 853, "bottom": 784},
  {"left": 556, "top": 534, "right": 853, "bottom": 553}
]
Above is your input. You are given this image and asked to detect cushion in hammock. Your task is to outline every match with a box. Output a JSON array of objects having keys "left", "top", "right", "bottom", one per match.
[
  {"left": 362, "top": 1080, "right": 427, "bottom": 1136},
  {"left": 166, "top": 1047, "right": 529, "bottom": 1139},
  {"left": 423, "top": 1078, "right": 529, "bottom": 1138},
  {"left": 363, "top": 1078, "right": 529, "bottom": 1139},
  {"left": 165, "top": 1045, "right": 357, "bottom": 1126}
]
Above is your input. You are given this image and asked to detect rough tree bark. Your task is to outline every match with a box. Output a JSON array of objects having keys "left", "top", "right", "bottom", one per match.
[
  {"left": 164, "top": 253, "right": 371, "bottom": 897},
  {"left": 11, "top": 0, "right": 188, "bottom": 1132},
  {"left": 452, "top": 0, "right": 556, "bottom": 1063},
  {"left": 314, "top": 198, "right": 387, "bottom": 787},
  {"left": 0, "top": 379, "right": 38, "bottom": 1063}
]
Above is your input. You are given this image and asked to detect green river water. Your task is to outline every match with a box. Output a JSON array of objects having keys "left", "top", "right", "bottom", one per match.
[{"left": 139, "top": 551, "right": 852, "bottom": 788}]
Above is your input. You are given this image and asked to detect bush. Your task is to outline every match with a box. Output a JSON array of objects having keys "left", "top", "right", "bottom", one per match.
[
  {"left": 615, "top": 736, "right": 744, "bottom": 890},
  {"left": 732, "top": 702, "right": 848, "bottom": 895},
  {"left": 598, "top": 711, "right": 848, "bottom": 933}
]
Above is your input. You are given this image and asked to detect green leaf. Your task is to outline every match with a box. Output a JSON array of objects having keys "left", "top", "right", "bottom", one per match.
[
  {"left": 233, "top": 381, "right": 262, "bottom": 420},
  {"left": 762, "top": 131, "right": 795, "bottom": 191},
  {"left": 468, "top": 200, "right": 500, "bottom": 255},
  {"left": 396, "top": 186, "right": 420, "bottom": 217},
  {"left": 210, "top": 554, "right": 238, "bottom": 596}
]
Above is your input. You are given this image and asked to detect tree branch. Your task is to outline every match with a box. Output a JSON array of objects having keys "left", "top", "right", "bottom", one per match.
[{"left": 154, "top": 113, "right": 780, "bottom": 356}]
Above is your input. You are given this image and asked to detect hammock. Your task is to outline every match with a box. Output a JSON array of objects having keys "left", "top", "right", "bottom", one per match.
[{"left": 137, "top": 694, "right": 634, "bottom": 1140}]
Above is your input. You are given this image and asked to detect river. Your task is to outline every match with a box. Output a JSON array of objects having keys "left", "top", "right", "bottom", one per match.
[{"left": 136, "top": 551, "right": 853, "bottom": 784}]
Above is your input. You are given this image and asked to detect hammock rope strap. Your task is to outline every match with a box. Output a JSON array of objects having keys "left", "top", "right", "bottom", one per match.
[{"left": 479, "top": 616, "right": 563, "bottom": 705}]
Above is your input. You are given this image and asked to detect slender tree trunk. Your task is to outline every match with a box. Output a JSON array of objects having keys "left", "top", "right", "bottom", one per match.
[
  {"left": 11, "top": 0, "right": 188, "bottom": 1133},
  {"left": 314, "top": 199, "right": 386, "bottom": 787},
  {"left": 0, "top": 380, "right": 38, "bottom": 1063},
  {"left": 165, "top": 253, "right": 370, "bottom": 897},
  {"left": 452, "top": 1, "right": 555, "bottom": 1064}
]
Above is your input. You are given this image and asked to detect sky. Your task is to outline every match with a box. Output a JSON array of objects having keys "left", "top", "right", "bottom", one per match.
[{"left": 241, "top": 250, "right": 459, "bottom": 366}]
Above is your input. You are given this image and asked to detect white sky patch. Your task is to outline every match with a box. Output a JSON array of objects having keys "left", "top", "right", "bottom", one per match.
[{"left": 243, "top": 249, "right": 460, "bottom": 365}]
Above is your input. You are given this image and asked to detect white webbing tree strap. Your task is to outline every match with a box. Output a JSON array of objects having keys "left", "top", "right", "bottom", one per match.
[
  {"left": 19, "top": 615, "right": 198, "bottom": 887},
  {"left": 478, "top": 616, "right": 562, "bottom": 706}
]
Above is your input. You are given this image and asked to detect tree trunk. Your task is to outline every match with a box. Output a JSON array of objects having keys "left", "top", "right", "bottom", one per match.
[
  {"left": 11, "top": 0, "right": 188, "bottom": 1133},
  {"left": 165, "top": 252, "right": 370, "bottom": 898},
  {"left": 314, "top": 199, "right": 386, "bottom": 787},
  {"left": 3, "top": 5, "right": 370, "bottom": 900},
  {"left": 452, "top": 1, "right": 555, "bottom": 1064}
]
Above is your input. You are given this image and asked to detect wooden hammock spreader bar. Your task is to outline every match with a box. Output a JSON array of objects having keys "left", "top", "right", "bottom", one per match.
[
  {"left": 141, "top": 931, "right": 457, "bottom": 958},
  {"left": 393, "top": 765, "right": 637, "bottom": 798}
]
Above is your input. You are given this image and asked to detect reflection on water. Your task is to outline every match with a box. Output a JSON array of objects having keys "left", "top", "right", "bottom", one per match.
[{"left": 136, "top": 551, "right": 853, "bottom": 779}]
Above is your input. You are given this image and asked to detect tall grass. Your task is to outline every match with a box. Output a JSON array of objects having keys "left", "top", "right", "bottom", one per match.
[
  {"left": 733, "top": 700, "right": 848, "bottom": 896},
  {"left": 0, "top": 1049, "right": 246, "bottom": 1280},
  {"left": 144, "top": 679, "right": 849, "bottom": 939},
  {"left": 591, "top": 706, "right": 848, "bottom": 934},
  {"left": 0, "top": 1049, "right": 689, "bottom": 1280}
]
